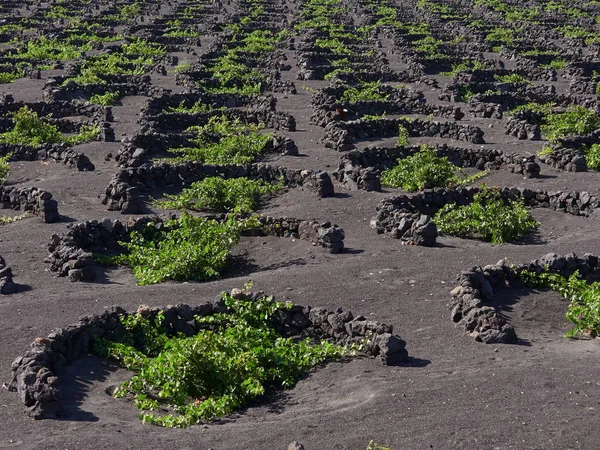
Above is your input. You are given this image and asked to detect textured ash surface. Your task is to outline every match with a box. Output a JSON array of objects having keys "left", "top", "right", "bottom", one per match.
[{"left": 1, "top": 2, "right": 600, "bottom": 450}]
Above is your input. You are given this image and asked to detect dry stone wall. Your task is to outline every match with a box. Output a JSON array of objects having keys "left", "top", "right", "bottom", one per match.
[
  {"left": 8, "top": 289, "right": 407, "bottom": 418},
  {"left": 449, "top": 252, "right": 599, "bottom": 343},
  {"left": 0, "top": 186, "right": 59, "bottom": 223}
]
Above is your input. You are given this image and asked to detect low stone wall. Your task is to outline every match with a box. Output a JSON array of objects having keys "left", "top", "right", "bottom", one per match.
[
  {"left": 537, "top": 129, "right": 600, "bottom": 172},
  {"left": 44, "top": 75, "right": 169, "bottom": 102},
  {"left": 323, "top": 117, "right": 485, "bottom": 151},
  {"left": 0, "top": 96, "right": 111, "bottom": 124},
  {"left": 8, "top": 289, "right": 408, "bottom": 418},
  {"left": 449, "top": 252, "right": 599, "bottom": 344},
  {"left": 115, "top": 132, "right": 298, "bottom": 168},
  {"left": 141, "top": 92, "right": 296, "bottom": 132},
  {"left": 256, "top": 216, "right": 345, "bottom": 253},
  {"left": 46, "top": 214, "right": 345, "bottom": 282},
  {"left": 0, "top": 255, "right": 16, "bottom": 294},
  {"left": 467, "top": 101, "right": 503, "bottom": 119},
  {"left": 538, "top": 148, "right": 587, "bottom": 172},
  {"left": 143, "top": 109, "right": 296, "bottom": 133},
  {"left": 333, "top": 144, "right": 540, "bottom": 191},
  {"left": 100, "top": 162, "right": 335, "bottom": 213},
  {"left": 505, "top": 118, "right": 541, "bottom": 140},
  {"left": 0, "top": 143, "right": 95, "bottom": 171},
  {"left": 0, "top": 186, "right": 60, "bottom": 223},
  {"left": 308, "top": 84, "right": 460, "bottom": 126},
  {"left": 371, "top": 186, "right": 600, "bottom": 245}
]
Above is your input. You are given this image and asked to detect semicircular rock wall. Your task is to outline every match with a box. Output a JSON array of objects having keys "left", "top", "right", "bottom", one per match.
[
  {"left": 8, "top": 290, "right": 408, "bottom": 419},
  {"left": 449, "top": 252, "right": 599, "bottom": 344}
]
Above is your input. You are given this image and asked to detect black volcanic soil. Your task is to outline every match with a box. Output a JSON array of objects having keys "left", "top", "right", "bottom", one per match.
[{"left": 1, "top": 1, "right": 600, "bottom": 449}]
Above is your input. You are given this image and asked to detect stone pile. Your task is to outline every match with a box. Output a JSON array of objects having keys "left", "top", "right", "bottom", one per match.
[
  {"left": 539, "top": 129, "right": 600, "bottom": 172},
  {"left": 101, "top": 162, "right": 335, "bottom": 213},
  {"left": 0, "top": 186, "right": 60, "bottom": 223},
  {"left": 115, "top": 132, "right": 298, "bottom": 168},
  {"left": 46, "top": 214, "right": 346, "bottom": 282},
  {"left": 538, "top": 148, "right": 588, "bottom": 172},
  {"left": 323, "top": 117, "right": 485, "bottom": 151},
  {"left": 8, "top": 289, "right": 408, "bottom": 418},
  {"left": 44, "top": 74, "right": 168, "bottom": 102},
  {"left": 0, "top": 255, "right": 16, "bottom": 295},
  {"left": 141, "top": 92, "right": 297, "bottom": 132},
  {"left": 334, "top": 144, "right": 540, "bottom": 191},
  {"left": 0, "top": 142, "right": 94, "bottom": 171},
  {"left": 449, "top": 252, "right": 599, "bottom": 343},
  {"left": 308, "top": 83, "right": 461, "bottom": 126},
  {"left": 0, "top": 96, "right": 111, "bottom": 124},
  {"left": 372, "top": 186, "right": 600, "bottom": 245}
]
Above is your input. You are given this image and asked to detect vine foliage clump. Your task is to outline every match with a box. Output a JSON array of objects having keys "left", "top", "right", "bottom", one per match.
[{"left": 94, "top": 291, "right": 349, "bottom": 427}]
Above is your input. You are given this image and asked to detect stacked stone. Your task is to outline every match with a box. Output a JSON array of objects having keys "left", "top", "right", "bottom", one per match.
[
  {"left": 323, "top": 117, "right": 485, "bottom": 151},
  {"left": 115, "top": 132, "right": 298, "bottom": 168},
  {"left": 505, "top": 118, "right": 542, "bottom": 140},
  {"left": 0, "top": 186, "right": 60, "bottom": 223},
  {"left": 258, "top": 217, "right": 345, "bottom": 254},
  {"left": 538, "top": 148, "right": 587, "bottom": 172},
  {"left": 334, "top": 144, "right": 540, "bottom": 191},
  {"left": 0, "top": 142, "right": 94, "bottom": 171},
  {"left": 308, "top": 84, "right": 455, "bottom": 126},
  {"left": 8, "top": 290, "right": 408, "bottom": 418},
  {"left": 46, "top": 215, "right": 346, "bottom": 282},
  {"left": 46, "top": 216, "right": 159, "bottom": 282},
  {"left": 538, "top": 129, "right": 600, "bottom": 172},
  {"left": 141, "top": 93, "right": 296, "bottom": 132},
  {"left": 0, "top": 255, "right": 16, "bottom": 294},
  {"left": 0, "top": 97, "right": 111, "bottom": 125},
  {"left": 449, "top": 253, "right": 599, "bottom": 344},
  {"left": 44, "top": 74, "right": 168, "bottom": 102},
  {"left": 101, "top": 162, "right": 335, "bottom": 213},
  {"left": 468, "top": 101, "right": 504, "bottom": 119},
  {"left": 372, "top": 186, "right": 600, "bottom": 245}
]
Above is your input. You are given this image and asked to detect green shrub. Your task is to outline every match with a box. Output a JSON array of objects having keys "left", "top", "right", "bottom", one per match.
[
  {"left": 118, "top": 214, "right": 257, "bottom": 285},
  {"left": 203, "top": 52, "right": 265, "bottom": 94},
  {"left": 90, "top": 91, "right": 121, "bottom": 106},
  {"left": 584, "top": 143, "right": 600, "bottom": 170},
  {"left": 65, "top": 52, "right": 154, "bottom": 86},
  {"left": 122, "top": 39, "right": 166, "bottom": 57},
  {"left": 94, "top": 290, "right": 349, "bottom": 427},
  {"left": 0, "top": 70, "right": 24, "bottom": 84},
  {"left": 0, "top": 212, "right": 29, "bottom": 225},
  {"left": 0, "top": 107, "right": 100, "bottom": 147},
  {"left": 458, "top": 85, "right": 477, "bottom": 102},
  {"left": 324, "top": 67, "right": 354, "bottom": 80},
  {"left": 166, "top": 100, "right": 221, "bottom": 114},
  {"left": 433, "top": 186, "right": 538, "bottom": 243},
  {"left": 509, "top": 102, "right": 554, "bottom": 116},
  {"left": 64, "top": 124, "right": 100, "bottom": 145},
  {"left": 156, "top": 177, "right": 283, "bottom": 213},
  {"left": 0, "top": 153, "right": 10, "bottom": 183},
  {"left": 541, "top": 106, "right": 600, "bottom": 143},
  {"left": 341, "top": 81, "right": 388, "bottom": 103},
  {"left": 494, "top": 73, "right": 530, "bottom": 85},
  {"left": 0, "top": 106, "right": 62, "bottom": 146},
  {"left": 540, "top": 59, "right": 566, "bottom": 70},
  {"left": 519, "top": 270, "right": 600, "bottom": 338},
  {"left": 380, "top": 146, "right": 486, "bottom": 191},
  {"left": 170, "top": 116, "right": 271, "bottom": 165},
  {"left": 396, "top": 124, "right": 410, "bottom": 146},
  {"left": 441, "top": 59, "right": 487, "bottom": 76},
  {"left": 381, "top": 147, "right": 455, "bottom": 191},
  {"left": 12, "top": 37, "right": 91, "bottom": 61}
]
